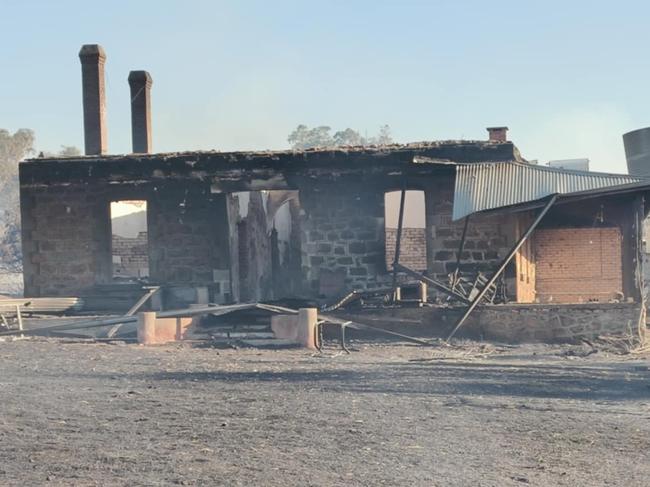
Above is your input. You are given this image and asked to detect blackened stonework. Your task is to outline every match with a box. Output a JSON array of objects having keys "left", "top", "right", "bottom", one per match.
[
  {"left": 300, "top": 185, "right": 388, "bottom": 293},
  {"left": 20, "top": 178, "right": 232, "bottom": 299},
  {"left": 148, "top": 188, "right": 230, "bottom": 286},
  {"left": 20, "top": 185, "right": 112, "bottom": 296},
  {"left": 472, "top": 303, "right": 644, "bottom": 344}
]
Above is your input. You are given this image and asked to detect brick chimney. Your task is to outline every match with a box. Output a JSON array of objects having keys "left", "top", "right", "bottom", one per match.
[
  {"left": 79, "top": 44, "right": 108, "bottom": 155},
  {"left": 487, "top": 126, "right": 508, "bottom": 142},
  {"left": 128, "top": 70, "right": 153, "bottom": 153}
]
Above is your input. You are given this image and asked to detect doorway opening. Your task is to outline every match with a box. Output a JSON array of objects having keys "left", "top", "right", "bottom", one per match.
[{"left": 384, "top": 190, "right": 426, "bottom": 271}]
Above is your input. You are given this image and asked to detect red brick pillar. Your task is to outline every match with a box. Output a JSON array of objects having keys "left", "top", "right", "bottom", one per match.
[
  {"left": 79, "top": 44, "right": 108, "bottom": 155},
  {"left": 486, "top": 126, "right": 508, "bottom": 142}
]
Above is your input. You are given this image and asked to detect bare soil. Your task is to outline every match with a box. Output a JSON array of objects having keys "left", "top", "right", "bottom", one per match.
[{"left": 0, "top": 338, "right": 648, "bottom": 486}]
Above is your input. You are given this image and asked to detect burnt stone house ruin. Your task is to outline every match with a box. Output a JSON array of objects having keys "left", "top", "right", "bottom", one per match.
[{"left": 17, "top": 45, "right": 650, "bottom": 343}]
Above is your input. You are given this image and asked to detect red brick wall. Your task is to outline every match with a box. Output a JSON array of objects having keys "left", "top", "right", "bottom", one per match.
[
  {"left": 386, "top": 227, "right": 427, "bottom": 272},
  {"left": 534, "top": 227, "right": 622, "bottom": 303}
]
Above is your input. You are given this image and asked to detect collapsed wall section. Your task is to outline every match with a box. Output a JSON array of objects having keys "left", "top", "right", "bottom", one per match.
[{"left": 424, "top": 180, "right": 517, "bottom": 298}]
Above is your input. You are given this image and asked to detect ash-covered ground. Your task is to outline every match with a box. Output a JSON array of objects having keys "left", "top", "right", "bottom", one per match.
[{"left": 0, "top": 338, "right": 648, "bottom": 486}]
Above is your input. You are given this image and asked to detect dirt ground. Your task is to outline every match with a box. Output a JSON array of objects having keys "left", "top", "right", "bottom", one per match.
[{"left": 0, "top": 338, "right": 648, "bottom": 486}]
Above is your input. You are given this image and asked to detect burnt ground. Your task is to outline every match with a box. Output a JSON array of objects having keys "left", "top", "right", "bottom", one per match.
[{"left": 0, "top": 338, "right": 648, "bottom": 486}]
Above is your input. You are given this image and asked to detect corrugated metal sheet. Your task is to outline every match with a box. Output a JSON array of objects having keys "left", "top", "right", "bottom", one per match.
[{"left": 452, "top": 162, "right": 645, "bottom": 220}]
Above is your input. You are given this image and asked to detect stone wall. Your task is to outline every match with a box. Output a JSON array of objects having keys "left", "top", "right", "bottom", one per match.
[
  {"left": 298, "top": 179, "right": 518, "bottom": 299},
  {"left": 300, "top": 185, "right": 387, "bottom": 296},
  {"left": 385, "top": 227, "right": 426, "bottom": 271},
  {"left": 112, "top": 232, "right": 148, "bottom": 278},
  {"left": 21, "top": 179, "right": 234, "bottom": 306},
  {"left": 148, "top": 187, "right": 231, "bottom": 303},
  {"left": 20, "top": 185, "right": 112, "bottom": 297},
  {"left": 472, "top": 303, "right": 644, "bottom": 343},
  {"left": 335, "top": 302, "right": 645, "bottom": 344}
]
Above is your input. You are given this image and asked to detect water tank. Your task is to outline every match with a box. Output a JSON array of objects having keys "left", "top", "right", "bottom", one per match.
[{"left": 623, "top": 127, "right": 650, "bottom": 176}]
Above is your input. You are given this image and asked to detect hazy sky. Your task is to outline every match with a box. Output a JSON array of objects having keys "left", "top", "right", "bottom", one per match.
[{"left": 2, "top": 0, "right": 649, "bottom": 173}]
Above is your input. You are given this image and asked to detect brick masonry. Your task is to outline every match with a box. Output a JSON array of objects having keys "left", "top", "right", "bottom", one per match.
[
  {"left": 385, "top": 227, "right": 426, "bottom": 271},
  {"left": 112, "top": 232, "right": 148, "bottom": 278},
  {"left": 534, "top": 227, "right": 623, "bottom": 303}
]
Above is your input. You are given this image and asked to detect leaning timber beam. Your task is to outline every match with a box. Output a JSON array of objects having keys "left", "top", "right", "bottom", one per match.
[{"left": 445, "top": 194, "right": 559, "bottom": 342}]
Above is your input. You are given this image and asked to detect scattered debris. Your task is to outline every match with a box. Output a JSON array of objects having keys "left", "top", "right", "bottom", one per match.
[{"left": 583, "top": 334, "right": 650, "bottom": 355}]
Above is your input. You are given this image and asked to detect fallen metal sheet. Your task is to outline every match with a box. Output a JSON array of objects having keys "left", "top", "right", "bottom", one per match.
[
  {"left": 0, "top": 303, "right": 301, "bottom": 337},
  {"left": 0, "top": 297, "right": 84, "bottom": 315},
  {"left": 3, "top": 301, "right": 436, "bottom": 348}
]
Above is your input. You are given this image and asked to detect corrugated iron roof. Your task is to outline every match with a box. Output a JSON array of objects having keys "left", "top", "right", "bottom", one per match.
[{"left": 452, "top": 161, "right": 646, "bottom": 220}]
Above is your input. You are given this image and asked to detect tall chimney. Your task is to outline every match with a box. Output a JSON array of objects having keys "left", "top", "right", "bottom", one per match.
[
  {"left": 79, "top": 44, "right": 108, "bottom": 155},
  {"left": 487, "top": 126, "right": 508, "bottom": 142},
  {"left": 128, "top": 70, "right": 153, "bottom": 153}
]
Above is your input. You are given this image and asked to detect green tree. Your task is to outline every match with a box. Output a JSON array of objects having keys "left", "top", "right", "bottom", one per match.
[
  {"left": 0, "top": 129, "right": 34, "bottom": 271},
  {"left": 0, "top": 128, "right": 34, "bottom": 182},
  {"left": 0, "top": 130, "right": 80, "bottom": 272},
  {"left": 332, "top": 128, "right": 366, "bottom": 147},
  {"left": 58, "top": 145, "right": 81, "bottom": 157},
  {"left": 287, "top": 125, "right": 334, "bottom": 149},
  {"left": 288, "top": 124, "right": 394, "bottom": 149}
]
